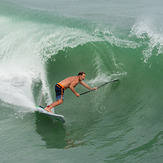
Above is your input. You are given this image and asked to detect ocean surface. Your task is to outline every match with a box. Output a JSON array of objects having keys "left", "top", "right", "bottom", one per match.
[{"left": 0, "top": 0, "right": 163, "bottom": 162}]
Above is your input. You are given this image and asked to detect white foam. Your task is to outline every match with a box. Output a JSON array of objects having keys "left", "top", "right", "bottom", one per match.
[
  {"left": 130, "top": 18, "right": 163, "bottom": 62},
  {"left": 38, "top": 26, "right": 101, "bottom": 60},
  {"left": 93, "top": 26, "right": 140, "bottom": 49},
  {"left": 0, "top": 16, "right": 51, "bottom": 111},
  {"left": 0, "top": 16, "right": 100, "bottom": 112},
  {"left": 88, "top": 72, "right": 125, "bottom": 86}
]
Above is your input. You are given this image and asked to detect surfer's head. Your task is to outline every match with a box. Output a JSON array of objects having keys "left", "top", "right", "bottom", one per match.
[{"left": 78, "top": 72, "right": 86, "bottom": 81}]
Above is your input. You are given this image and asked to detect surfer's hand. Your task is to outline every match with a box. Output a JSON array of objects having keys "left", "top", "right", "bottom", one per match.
[
  {"left": 92, "top": 87, "right": 98, "bottom": 90},
  {"left": 76, "top": 93, "right": 80, "bottom": 97}
]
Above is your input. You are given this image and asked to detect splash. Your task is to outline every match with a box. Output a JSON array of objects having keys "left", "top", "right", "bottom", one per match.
[{"left": 130, "top": 18, "right": 163, "bottom": 62}]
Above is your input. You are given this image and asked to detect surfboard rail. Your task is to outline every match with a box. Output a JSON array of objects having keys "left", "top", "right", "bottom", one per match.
[{"left": 35, "top": 106, "right": 65, "bottom": 123}]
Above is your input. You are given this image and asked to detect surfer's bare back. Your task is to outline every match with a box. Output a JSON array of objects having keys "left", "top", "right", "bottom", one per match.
[{"left": 44, "top": 72, "right": 97, "bottom": 113}]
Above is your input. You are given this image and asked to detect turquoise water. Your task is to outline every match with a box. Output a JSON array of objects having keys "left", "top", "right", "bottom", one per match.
[{"left": 0, "top": 0, "right": 163, "bottom": 162}]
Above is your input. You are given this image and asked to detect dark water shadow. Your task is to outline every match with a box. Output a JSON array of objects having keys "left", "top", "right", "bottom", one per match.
[{"left": 35, "top": 112, "right": 67, "bottom": 149}]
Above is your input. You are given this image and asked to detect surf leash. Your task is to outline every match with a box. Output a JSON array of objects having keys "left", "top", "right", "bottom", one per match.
[{"left": 80, "top": 79, "right": 119, "bottom": 96}]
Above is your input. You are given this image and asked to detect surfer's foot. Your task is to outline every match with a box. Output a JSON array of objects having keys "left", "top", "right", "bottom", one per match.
[{"left": 44, "top": 106, "right": 53, "bottom": 113}]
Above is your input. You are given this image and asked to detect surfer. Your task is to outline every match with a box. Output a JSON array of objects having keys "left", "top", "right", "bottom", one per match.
[{"left": 44, "top": 72, "right": 97, "bottom": 113}]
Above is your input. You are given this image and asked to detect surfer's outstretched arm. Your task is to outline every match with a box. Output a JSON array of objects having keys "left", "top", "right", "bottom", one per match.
[{"left": 79, "top": 81, "right": 97, "bottom": 90}]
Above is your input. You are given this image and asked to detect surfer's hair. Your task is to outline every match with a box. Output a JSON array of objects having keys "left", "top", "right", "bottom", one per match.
[{"left": 78, "top": 72, "right": 86, "bottom": 76}]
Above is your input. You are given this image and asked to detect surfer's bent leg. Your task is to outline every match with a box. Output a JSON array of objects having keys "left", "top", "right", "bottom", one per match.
[{"left": 44, "top": 83, "right": 64, "bottom": 113}]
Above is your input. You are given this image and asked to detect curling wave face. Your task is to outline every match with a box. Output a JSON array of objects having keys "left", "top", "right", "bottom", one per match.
[{"left": 0, "top": 0, "right": 163, "bottom": 162}]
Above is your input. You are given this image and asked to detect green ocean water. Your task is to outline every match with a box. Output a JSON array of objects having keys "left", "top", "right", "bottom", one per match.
[{"left": 0, "top": 0, "right": 163, "bottom": 162}]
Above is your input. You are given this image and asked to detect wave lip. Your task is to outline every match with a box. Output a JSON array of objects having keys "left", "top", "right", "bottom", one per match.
[{"left": 130, "top": 18, "right": 163, "bottom": 62}]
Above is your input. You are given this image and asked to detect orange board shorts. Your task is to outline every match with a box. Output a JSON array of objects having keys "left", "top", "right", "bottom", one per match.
[{"left": 55, "top": 83, "right": 64, "bottom": 101}]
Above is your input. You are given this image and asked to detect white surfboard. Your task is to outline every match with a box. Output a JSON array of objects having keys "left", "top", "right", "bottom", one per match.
[{"left": 35, "top": 106, "right": 65, "bottom": 123}]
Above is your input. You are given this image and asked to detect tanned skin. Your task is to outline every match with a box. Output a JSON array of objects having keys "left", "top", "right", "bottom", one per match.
[{"left": 44, "top": 73, "right": 97, "bottom": 113}]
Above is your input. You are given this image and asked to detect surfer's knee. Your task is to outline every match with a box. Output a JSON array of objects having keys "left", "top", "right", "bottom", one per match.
[{"left": 58, "top": 99, "right": 63, "bottom": 104}]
